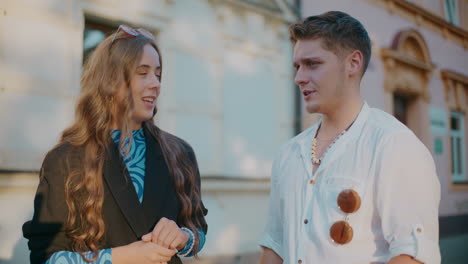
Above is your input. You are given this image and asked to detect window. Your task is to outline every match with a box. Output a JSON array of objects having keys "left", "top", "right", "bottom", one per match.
[
  {"left": 450, "top": 111, "right": 467, "bottom": 183},
  {"left": 394, "top": 94, "right": 409, "bottom": 125},
  {"left": 444, "top": 0, "right": 460, "bottom": 26},
  {"left": 462, "top": 0, "right": 468, "bottom": 30},
  {"left": 83, "top": 21, "right": 115, "bottom": 63}
]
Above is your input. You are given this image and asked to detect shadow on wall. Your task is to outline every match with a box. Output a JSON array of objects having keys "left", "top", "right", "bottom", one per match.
[
  {"left": 0, "top": 238, "right": 29, "bottom": 264},
  {"left": 0, "top": 194, "right": 62, "bottom": 264}
]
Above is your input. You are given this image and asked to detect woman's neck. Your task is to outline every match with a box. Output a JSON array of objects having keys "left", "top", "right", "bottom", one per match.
[{"left": 110, "top": 120, "right": 142, "bottom": 131}]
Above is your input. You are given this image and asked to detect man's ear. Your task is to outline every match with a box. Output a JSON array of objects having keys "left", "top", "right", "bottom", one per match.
[{"left": 346, "top": 50, "right": 364, "bottom": 78}]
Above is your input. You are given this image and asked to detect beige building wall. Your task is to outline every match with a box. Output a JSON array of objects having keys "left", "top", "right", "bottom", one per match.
[{"left": 0, "top": 0, "right": 298, "bottom": 262}]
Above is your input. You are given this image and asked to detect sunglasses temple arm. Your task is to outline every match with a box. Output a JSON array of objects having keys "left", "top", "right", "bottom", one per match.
[{"left": 111, "top": 26, "right": 123, "bottom": 43}]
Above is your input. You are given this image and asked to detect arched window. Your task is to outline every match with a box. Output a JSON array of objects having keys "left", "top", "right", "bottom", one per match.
[{"left": 381, "top": 29, "right": 435, "bottom": 147}]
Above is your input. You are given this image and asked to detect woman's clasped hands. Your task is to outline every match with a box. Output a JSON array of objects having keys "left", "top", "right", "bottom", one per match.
[{"left": 115, "top": 217, "right": 190, "bottom": 264}]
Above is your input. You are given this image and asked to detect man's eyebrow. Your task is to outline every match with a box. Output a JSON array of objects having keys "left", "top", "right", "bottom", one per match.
[{"left": 293, "top": 57, "right": 322, "bottom": 67}]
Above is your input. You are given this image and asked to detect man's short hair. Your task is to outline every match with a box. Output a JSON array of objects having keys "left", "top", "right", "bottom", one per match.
[{"left": 290, "top": 11, "right": 372, "bottom": 76}]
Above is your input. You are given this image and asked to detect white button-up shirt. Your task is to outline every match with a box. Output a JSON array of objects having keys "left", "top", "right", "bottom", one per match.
[{"left": 260, "top": 103, "right": 441, "bottom": 264}]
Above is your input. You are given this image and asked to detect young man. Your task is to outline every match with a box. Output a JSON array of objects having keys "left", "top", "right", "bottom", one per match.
[{"left": 259, "top": 11, "right": 441, "bottom": 264}]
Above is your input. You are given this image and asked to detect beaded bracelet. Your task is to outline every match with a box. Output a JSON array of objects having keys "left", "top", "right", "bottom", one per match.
[{"left": 177, "top": 227, "right": 195, "bottom": 257}]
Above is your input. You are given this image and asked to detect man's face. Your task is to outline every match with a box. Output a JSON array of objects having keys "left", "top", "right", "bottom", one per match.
[{"left": 293, "top": 38, "right": 346, "bottom": 114}]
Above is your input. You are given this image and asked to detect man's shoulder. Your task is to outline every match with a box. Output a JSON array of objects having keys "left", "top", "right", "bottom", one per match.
[
  {"left": 366, "top": 106, "right": 431, "bottom": 157},
  {"left": 365, "top": 106, "right": 415, "bottom": 138}
]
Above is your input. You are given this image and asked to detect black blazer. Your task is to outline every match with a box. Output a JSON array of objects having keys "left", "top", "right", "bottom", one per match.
[{"left": 22, "top": 127, "right": 208, "bottom": 264}]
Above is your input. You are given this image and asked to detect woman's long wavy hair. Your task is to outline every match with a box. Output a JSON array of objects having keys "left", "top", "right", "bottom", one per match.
[{"left": 57, "top": 28, "right": 205, "bottom": 261}]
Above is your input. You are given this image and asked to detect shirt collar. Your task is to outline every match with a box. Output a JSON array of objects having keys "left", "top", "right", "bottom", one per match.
[{"left": 294, "top": 102, "right": 370, "bottom": 176}]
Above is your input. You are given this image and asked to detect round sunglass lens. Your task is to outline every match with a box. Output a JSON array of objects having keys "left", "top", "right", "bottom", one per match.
[
  {"left": 337, "top": 189, "right": 361, "bottom": 214},
  {"left": 121, "top": 25, "right": 138, "bottom": 36},
  {"left": 137, "top": 29, "right": 154, "bottom": 40},
  {"left": 330, "top": 220, "right": 353, "bottom": 244}
]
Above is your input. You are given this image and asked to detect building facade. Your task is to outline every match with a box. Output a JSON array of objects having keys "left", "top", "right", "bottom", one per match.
[
  {"left": 0, "top": 0, "right": 297, "bottom": 263},
  {"left": 1, "top": 0, "right": 467, "bottom": 263}
]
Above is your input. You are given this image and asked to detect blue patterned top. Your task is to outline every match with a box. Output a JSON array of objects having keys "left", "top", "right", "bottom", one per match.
[
  {"left": 45, "top": 250, "right": 112, "bottom": 264},
  {"left": 111, "top": 128, "right": 146, "bottom": 203},
  {"left": 44, "top": 129, "right": 205, "bottom": 263}
]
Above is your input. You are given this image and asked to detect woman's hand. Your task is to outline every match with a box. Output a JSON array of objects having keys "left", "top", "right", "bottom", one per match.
[
  {"left": 142, "top": 217, "right": 190, "bottom": 250},
  {"left": 113, "top": 240, "right": 176, "bottom": 264}
]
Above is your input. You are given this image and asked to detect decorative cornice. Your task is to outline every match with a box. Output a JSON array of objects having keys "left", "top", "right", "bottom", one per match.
[
  {"left": 211, "top": 0, "right": 298, "bottom": 23},
  {"left": 380, "top": 0, "right": 468, "bottom": 49},
  {"left": 440, "top": 69, "right": 468, "bottom": 112},
  {"left": 381, "top": 48, "right": 435, "bottom": 71},
  {"left": 381, "top": 29, "right": 435, "bottom": 102},
  {"left": 441, "top": 69, "right": 468, "bottom": 86}
]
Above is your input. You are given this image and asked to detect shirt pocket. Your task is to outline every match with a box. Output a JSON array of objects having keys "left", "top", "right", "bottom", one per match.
[{"left": 317, "top": 176, "right": 366, "bottom": 245}]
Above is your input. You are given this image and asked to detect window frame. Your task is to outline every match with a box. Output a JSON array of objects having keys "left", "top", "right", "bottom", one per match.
[
  {"left": 444, "top": 0, "right": 460, "bottom": 26},
  {"left": 83, "top": 20, "right": 117, "bottom": 64},
  {"left": 450, "top": 111, "right": 467, "bottom": 183},
  {"left": 393, "top": 94, "right": 410, "bottom": 125}
]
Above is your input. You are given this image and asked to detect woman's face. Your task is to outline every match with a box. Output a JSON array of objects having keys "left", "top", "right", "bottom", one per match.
[{"left": 126, "top": 44, "right": 161, "bottom": 130}]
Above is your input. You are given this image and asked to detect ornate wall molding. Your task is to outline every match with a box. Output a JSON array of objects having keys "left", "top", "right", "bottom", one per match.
[
  {"left": 378, "top": 0, "right": 468, "bottom": 49},
  {"left": 441, "top": 69, "right": 468, "bottom": 112},
  {"left": 381, "top": 29, "right": 435, "bottom": 101},
  {"left": 210, "top": 0, "right": 297, "bottom": 23}
]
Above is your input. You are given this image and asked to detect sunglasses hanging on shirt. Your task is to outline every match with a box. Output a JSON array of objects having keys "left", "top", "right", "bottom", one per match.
[{"left": 330, "top": 189, "right": 361, "bottom": 245}]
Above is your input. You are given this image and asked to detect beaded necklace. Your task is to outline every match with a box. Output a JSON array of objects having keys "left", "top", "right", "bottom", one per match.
[{"left": 311, "top": 120, "right": 355, "bottom": 166}]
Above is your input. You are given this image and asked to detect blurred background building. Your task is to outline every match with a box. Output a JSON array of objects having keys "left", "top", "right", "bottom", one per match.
[{"left": 0, "top": 0, "right": 467, "bottom": 263}]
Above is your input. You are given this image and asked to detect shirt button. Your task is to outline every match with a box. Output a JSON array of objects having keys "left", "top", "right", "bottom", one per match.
[
  {"left": 298, "top": 260, "right": 302, "bottom": 264},
  {"left": 304, "top": 219, "right": 308, "bottom": 224},
  {"left": 309, "top": 179, "right": 315, "bottom": 184}
]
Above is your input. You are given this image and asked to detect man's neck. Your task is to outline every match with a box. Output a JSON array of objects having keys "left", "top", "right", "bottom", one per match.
[{"left": 318, "top": 97, "right": 364, "bottom": 140}]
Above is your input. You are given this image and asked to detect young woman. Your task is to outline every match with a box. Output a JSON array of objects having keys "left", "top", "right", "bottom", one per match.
[{"left": 22, "top": 25, "right": 208, "bottom": 264}]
